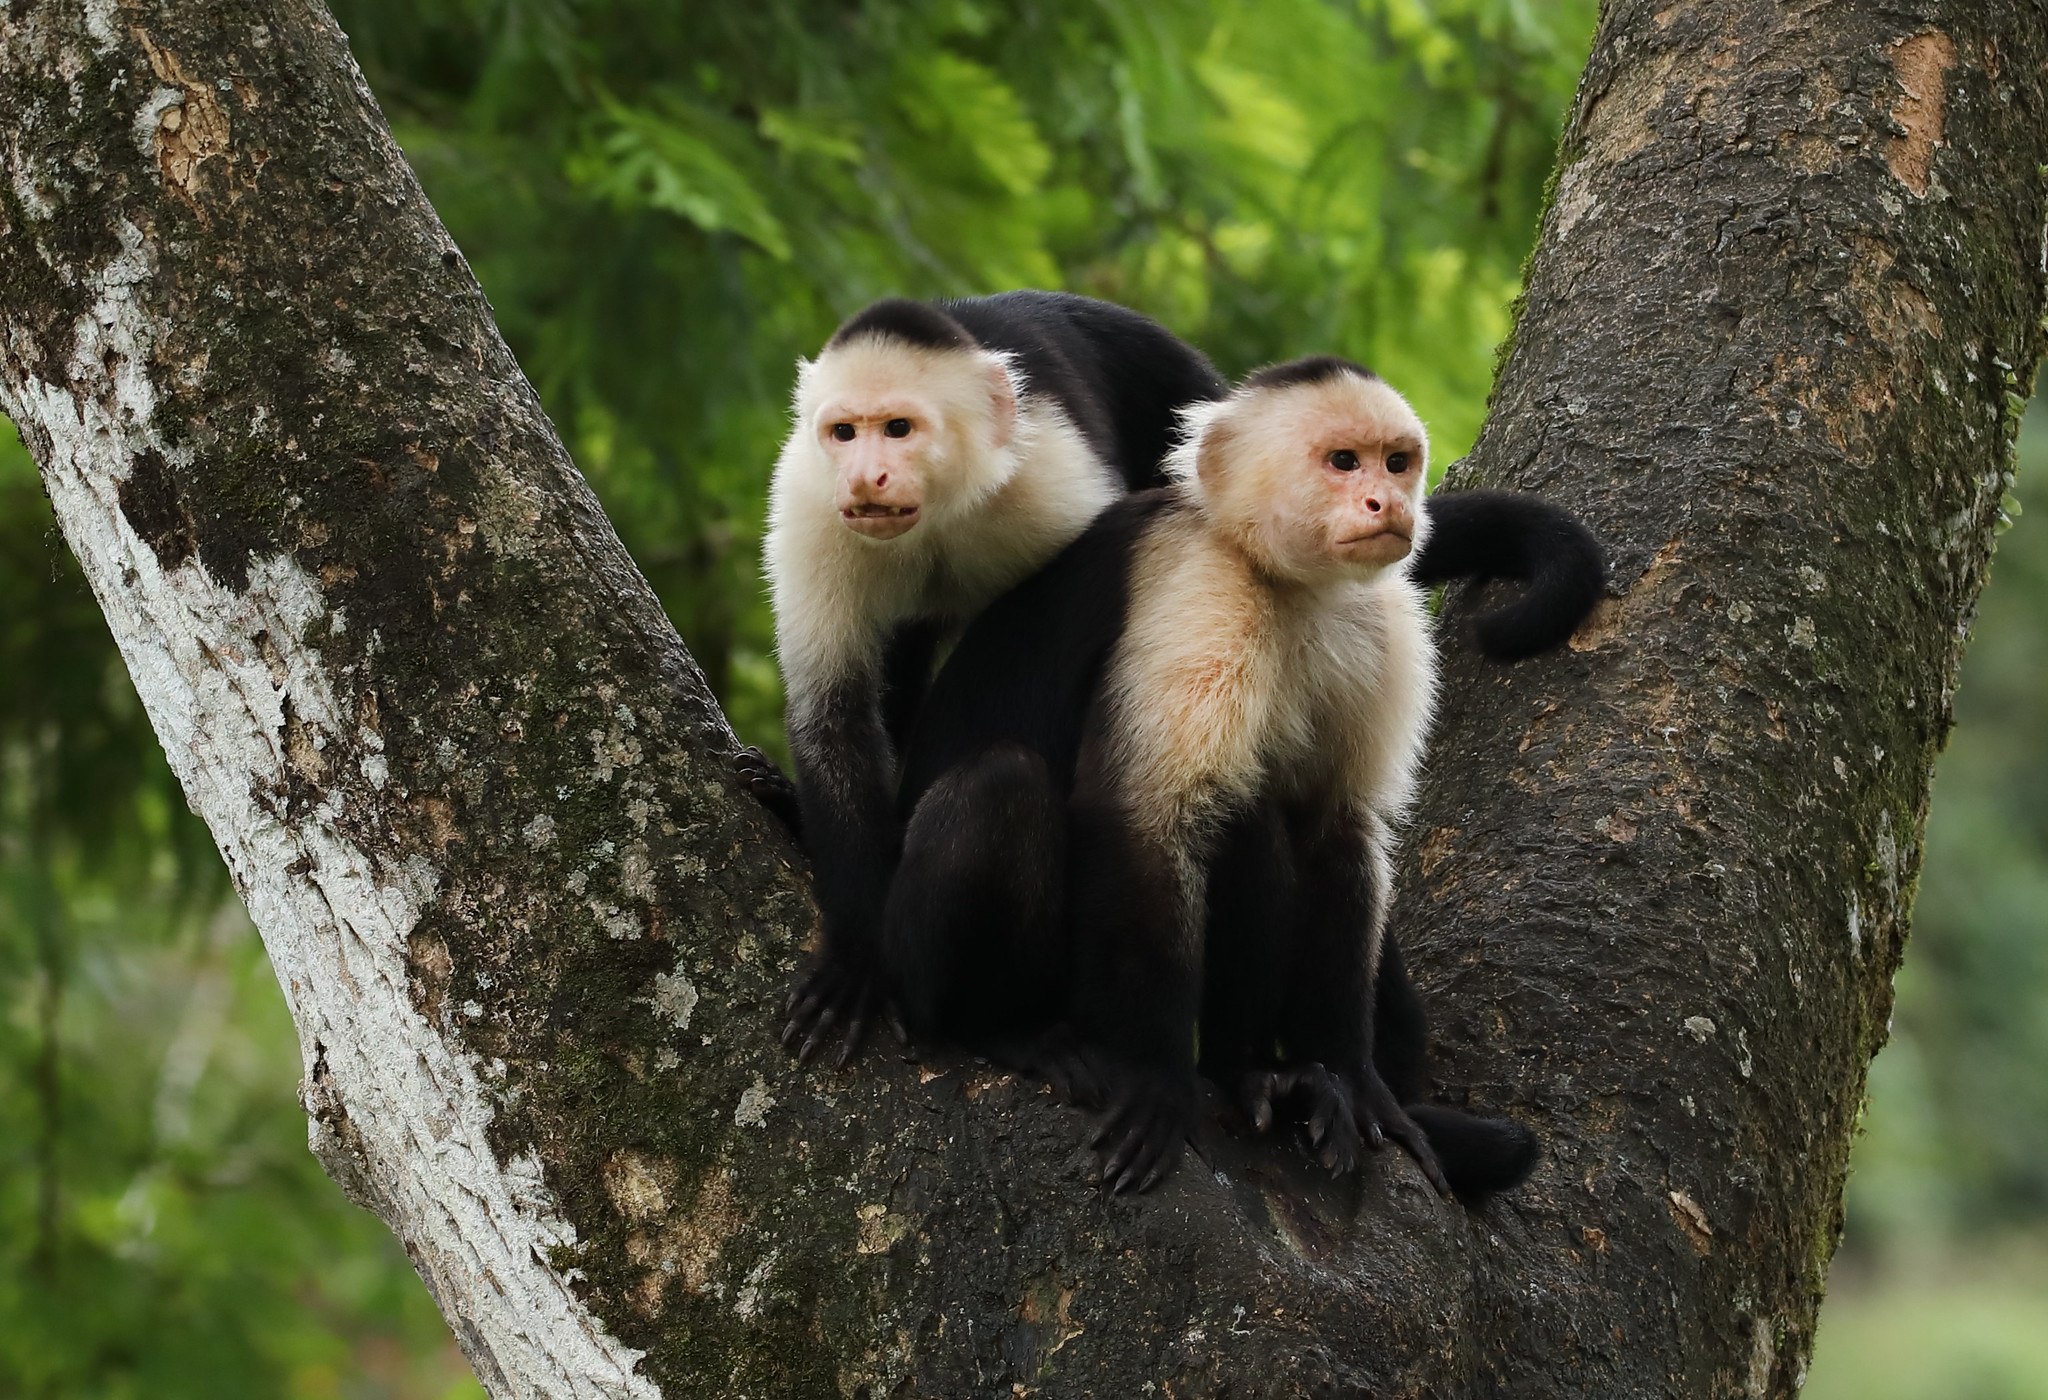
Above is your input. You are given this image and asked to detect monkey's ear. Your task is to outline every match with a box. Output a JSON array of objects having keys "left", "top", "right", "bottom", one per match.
[
  {"left": 1190, "top": 413, "right": 1234, "bottom": 491},
  {"left": 985, "top": 359, "right": 1019, "bottom": 449}
]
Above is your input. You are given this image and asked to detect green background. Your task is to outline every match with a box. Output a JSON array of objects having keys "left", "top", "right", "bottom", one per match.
[{"left": 2, "top": 3, "right": 2042, "bottom": 1395}]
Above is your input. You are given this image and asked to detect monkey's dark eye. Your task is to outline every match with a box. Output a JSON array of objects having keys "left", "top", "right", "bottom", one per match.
[
  {"left": 884, "top": 418, "right": 913, "bottom": 439},
  {"left": 1328, "top": 449, "right": 1360, "bottom": 472},
  {"left": 1386, "top": 452, "right": 1411, "bottom": 474},
  {"left": 831, "top": 422, "right": 856, "bottom": 442}
]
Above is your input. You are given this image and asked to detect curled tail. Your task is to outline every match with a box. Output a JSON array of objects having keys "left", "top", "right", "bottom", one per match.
[
  {"left": 1411, "top": 489, "right": 1607, "bottom": 661},
  {"left": 1406, "top": 1103, "right": 1540, "bottom": 1200}
]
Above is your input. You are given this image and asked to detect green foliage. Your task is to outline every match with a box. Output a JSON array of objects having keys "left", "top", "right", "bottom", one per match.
[{"left": 1806, "top": 1245, "right": 2048, "bottom": 1400}]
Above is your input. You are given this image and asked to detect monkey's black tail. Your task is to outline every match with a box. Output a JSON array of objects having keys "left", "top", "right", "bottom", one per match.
[
  {"left": 1407, "top": 1103, "right": 1540, "bottom": 1200},
  {"left": 1409, "top": 489, "right": 1607, "bottom": 662}
]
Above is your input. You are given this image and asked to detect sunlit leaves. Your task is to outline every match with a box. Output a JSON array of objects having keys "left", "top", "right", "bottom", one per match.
[
  {"left": 573, "top": 96, "right": 793, "bottom": 260},
  {"left": 898, "top": 53, "right": 1054, "bottom": 198}
]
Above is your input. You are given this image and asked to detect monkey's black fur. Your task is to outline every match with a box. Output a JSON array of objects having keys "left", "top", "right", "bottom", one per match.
[
  {"left": 1240, "top": 354, "right": 1380, "bottom": 393},
  {"left": 777, "top": 297, "right": 1223, "bottom": 1065},
  {"left": 942, "top": 291, "right": 1227, "bottom": 491},
  {"left": 1410, "top": 489, "right": 1608, "bottom": 661},
  {"left": 872, "top": 474, "right": 1597, "bottom": 1196},
  {"left": 827, "top": 297, "right": 979, "bottom": 353},
  {"left": 761, "top": 294, "right": 1594, "bottom": 1196}
]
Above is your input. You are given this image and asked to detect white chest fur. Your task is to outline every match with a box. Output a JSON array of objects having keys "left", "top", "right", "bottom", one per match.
[
  {"left": 764, "top": 397, "right": 1115, "bottom": 700},
  {"left": 1104, "top": 505, "right": 1437, "bottom": 837}
]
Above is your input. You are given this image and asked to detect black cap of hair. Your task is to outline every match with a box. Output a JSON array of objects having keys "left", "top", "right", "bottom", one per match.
[
  {"left": 1241, "top": 355, "right": 1379, "bottom": 394},
  {"left": 826, "top": 298, "right": 978, "bottom": 354}
]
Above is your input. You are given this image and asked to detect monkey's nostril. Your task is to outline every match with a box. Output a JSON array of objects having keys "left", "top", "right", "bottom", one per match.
[
  {"left": 876, "top": 472, "right": 889, "bottom": 488},
  {"left": 1365, "top": 497, "right": 1382, "bottom": 512}
]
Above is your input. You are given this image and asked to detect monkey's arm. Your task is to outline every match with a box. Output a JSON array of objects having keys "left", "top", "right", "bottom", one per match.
[
  {"left": 1064, "top": 795, "right": 1207, "bottom": 1194},
  {"left": 1409, "top": 489, "right": 1607, "bottom": 660},
  {"left": 1283, "top": 811, "right": 1452, "bottom": 1196},
  {"left": 735, "top": 619, "right": 942, "bottom": 849},
  {"left": 781, "top": 670, "right": 899, "bottom": 1066}
]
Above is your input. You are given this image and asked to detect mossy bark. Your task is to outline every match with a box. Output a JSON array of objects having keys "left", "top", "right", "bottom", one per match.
[{"left": 0, "top": 1, "right": 2043, "bottom": 1397}]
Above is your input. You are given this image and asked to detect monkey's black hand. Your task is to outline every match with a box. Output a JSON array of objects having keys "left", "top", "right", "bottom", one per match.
[
  {"left": 780, "top": 954, "right": 889, "bottom": 1069},
  {"left": 1238, "top": 1063, "right": 1364, "bottom": 1176},
  {"left": 1089, "top": 1072, "right": 1197, "bottom": 1194},
  {"left": 1350, "top": 1065, "right": 1452, "bottom": 1198},
  {"left": 991, "top": 1025, "right": 1106, "bottom": 1108},
  {"left": 734, "top": 746, "right": 804, "bottom": 842}
]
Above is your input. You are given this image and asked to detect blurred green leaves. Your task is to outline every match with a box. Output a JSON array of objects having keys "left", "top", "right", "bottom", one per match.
[{"left": 574, "top": 96, "right": 794, "bottom": 260}]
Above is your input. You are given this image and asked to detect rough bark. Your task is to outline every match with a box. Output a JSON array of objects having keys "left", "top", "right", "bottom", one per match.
[{"left": 0, "top": 3, "right": 2041, "bottom": 1399}]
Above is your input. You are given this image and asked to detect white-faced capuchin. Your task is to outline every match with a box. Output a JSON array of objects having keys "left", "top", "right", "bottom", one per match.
[
  {"left": 755, "top": 292, "right": 1226, "bottom": 1064},
  {"left": 887, "top": 358, "right": 1590, "bottom": 1196}
]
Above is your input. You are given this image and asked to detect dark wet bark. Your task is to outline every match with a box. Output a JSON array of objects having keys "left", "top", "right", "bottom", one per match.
[{"left": 1, "top": 1, "right": 2043, "bottom": 1397}]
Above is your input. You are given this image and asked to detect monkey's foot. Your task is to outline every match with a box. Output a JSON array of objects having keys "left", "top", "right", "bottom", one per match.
[
  {"left": 734, "top": 746, "right": 804, "bottom": 841},
  {"left": 982, "top": 1025, "right": 1107, "bottom": 1108},
  {"left": 1351, "top": 1067, "right": 1452, "bottom": 1198},
  {"left": 1089, "top": 1074, "right": 1197, "bottom": 1194},
  {"left": 780, "top": 955, "right": 886, "bottom": 1069},
  {"left": 1237, "top": 1063, "right": 1363, "bottom": 1175}
]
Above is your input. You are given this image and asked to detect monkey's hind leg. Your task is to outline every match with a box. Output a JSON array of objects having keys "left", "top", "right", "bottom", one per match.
[{"left": 883, "top": 744, "right": 1071, "bottom": 1078}]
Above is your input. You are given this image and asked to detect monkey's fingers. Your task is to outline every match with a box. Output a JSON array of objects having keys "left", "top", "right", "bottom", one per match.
[
  {"left": 794, "top": 1004, "right": 841, "bottom": 1065},
  {"left": 1101, "top": 1119, "right": 1152, "bottom": 1190},
  {"left": 1116, "top": 1127, "right": 1184, "bottom": 1195},
  {"left": 778, "top": 998, "right": 816, "bottom": 1048},
  {"left": 780, "top": 975, "right": 834, "bottom": 1044},
  {"left": 1385, "top": 1113, "right": 1452, "bottom": 1198},
  {"left": 1091, "top": 1090, "right": 1190, "bottom": 1193},
  {"left": 1234, "top": 1074, "right": 1279, "bottom": 1133},
  {"left": 833, "top": 1014, "right": 869, "bottom": 1069},
  {"left": 734, "top": 746, "right": 804, "bottom": 837},
  {"left": 1316, "top": 1108, "right": 1363, "bottom": 1176},
  {"left": 1130, "top": 1105, "right": 1196, "bottom": 1195}
]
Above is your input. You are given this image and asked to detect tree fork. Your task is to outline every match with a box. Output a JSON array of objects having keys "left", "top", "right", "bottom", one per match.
[{"left": 1, "top": 3, "right": 2043, "bottom": 1398}]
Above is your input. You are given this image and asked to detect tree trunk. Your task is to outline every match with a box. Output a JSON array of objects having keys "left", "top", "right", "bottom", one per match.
[{"left": 0, "top": 1, "right": 2042, "bottom": 1396}]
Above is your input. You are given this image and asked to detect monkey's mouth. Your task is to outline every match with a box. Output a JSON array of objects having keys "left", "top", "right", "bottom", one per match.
[
  {"left": 1335, "top": 528, "right": 1412, "bottom": 565},
  {"left": 841, "top": 504, "right": 921, "bottom": 538}
]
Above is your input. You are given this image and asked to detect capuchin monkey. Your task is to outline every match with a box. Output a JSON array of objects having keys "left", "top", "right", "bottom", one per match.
[
  {"left": 888, "top": 358, "right": 1562, "bottom": 1196},
  {"left": 757, "top": 291, "right": 1225, "bottom": 1064}
]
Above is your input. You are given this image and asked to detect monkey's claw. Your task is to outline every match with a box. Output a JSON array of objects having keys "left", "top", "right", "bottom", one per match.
[
  {"left": 989, "top": 1025, "right": 1107, "bottom": 1107},
  {"left": 734, "top": 746, "right": 804, "bottom": 839},
  {"left": 780, "top": 957, "right": 881, "bottom": 1069},
  {"left": 1353, "top": 1069, "right": 1452, "bottom": 1198},
  {"left": 1238, "top": 1064, "right": 1364, "bottom": 1175},
  {"left": 1089, "top": 1078, "right": 1196, "bottom": 1193}
]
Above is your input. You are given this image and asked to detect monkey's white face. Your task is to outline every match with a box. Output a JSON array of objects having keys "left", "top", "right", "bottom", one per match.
[
  {"left": 796, "top": 338, "right": 1020, "bottom": 543},
  {"left": 1194, "top": 373, "right": 1429, "bottom": 584}
]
